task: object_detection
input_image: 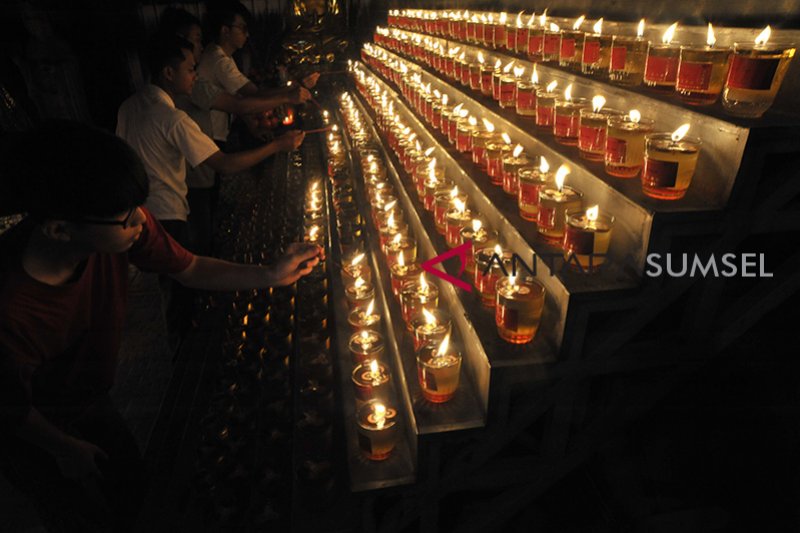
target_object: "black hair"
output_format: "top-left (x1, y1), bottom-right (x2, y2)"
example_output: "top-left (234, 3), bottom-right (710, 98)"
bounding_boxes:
top-left (0, 120), bottom-right (148, 219)
top-left (145, 34), bottom-right (194, 83)
top-left (157, 7), bottom-right (201, 38)
top-left (204, 1), bottom-right (251, 43)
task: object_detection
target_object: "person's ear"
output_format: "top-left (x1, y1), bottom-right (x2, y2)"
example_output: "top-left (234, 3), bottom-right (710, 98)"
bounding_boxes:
top-left (40, 220), bottom-right (72, 243)
top-left (163, 65), bottom-right (175, 83)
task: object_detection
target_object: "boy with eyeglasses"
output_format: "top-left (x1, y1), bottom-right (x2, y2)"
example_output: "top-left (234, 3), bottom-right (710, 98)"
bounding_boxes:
top-left (0, 120), bottom-right (321, 531)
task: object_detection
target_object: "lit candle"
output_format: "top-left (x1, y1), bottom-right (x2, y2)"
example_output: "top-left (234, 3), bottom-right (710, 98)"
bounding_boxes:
top-left (352, 359), bottom-right (391, 403)
top-left (348, 329), bottom-right (385, 363)
top-left (676, 23), bottom-right (732, 106)
top-left (722, 26), bottom-right (796, 118)
top-left (348, 299), bottom-right (381, 331)
top-left (563, 205), bottom-right (615, 273)
top-left (448, 104), bottom-right (468, 144)
top-left (493, 12), bottom-right (508, 50)
top-left (346, 276), bottom-right (376, 310)
top-left (644, 22), bottom-right (681, 90)
top-left (435, 185), bottom-right (466, 234)
top-left (537, 165), bottom-right (584, 242)
top-left (417, 333), bottom-right (462, 403)
top-left (486, 133), bottom-right (513, 185)
top-left (305, 224), bottom-right (323, 246)
top-left (517, 156), bottom-right (552, 221)
top-left (456, 115), bottom-right (478, 153)
top-left (460, 218), bottom-right (499, 275)
top-left (411, 307), bottom-right (453, 350)
top-left (542, 22), bottom-right (562, 62)
top-left (466, 14), bottom-right (479, 43)
top-left (502, 144), bottom-right (529, 196)
top-left (444, 198), bottom-right (474, 248)
top-left (469, 52), bottom-right (485, 91)
top-left (493, 60), bottom-right (515, 102)
top-left (342, 252), bottom-right (372, 285)
top-left (479, 56), bottom-right (496, 97)
top-left (356, 401), bottom-right (398, 461)
top-left (642, 124), bottom-right (701, 200)
top-left (559, 15), bottom-right (587, 71)
top-left (605, 110), bottom-right (655, 178)
top-left (506, 11), bottom-right (521, 52)
top-left (378, 211), bottom-right (409, 248)
top-left (578, 95), bottom-right (623, 161)
top-left (390, 251), bottom-right (422, 298)
top-left (471, 118), bottom-right (497, 168)
top-left (474, 244), bottom-right (512, 307)
top-left (554, 84), bottom-right (590, 146)
top-left (515, 66), bottom-right (539, 118)
top-left (535, 80), bottom-right (559, 128)
top-left (495, 275), bottom-right (546, 344)
top-left (499, 65), bottom-right (524, 108)
top-left (526, 11), bottom-right (547, 61)
top-left (608, 19), bottom-right (649, 86)
top-left (458, 52), bottom-right (470, 86)
top-left (400, 273), bottom-right (439, 327)
top-left (582, 18), bottom-right (613, 77)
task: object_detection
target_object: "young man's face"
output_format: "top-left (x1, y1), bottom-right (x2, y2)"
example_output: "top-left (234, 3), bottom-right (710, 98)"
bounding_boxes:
top-left (66, 206), bottom-right (148, 254)
top-left (224, 14), bottom-right (248, 50)
top-left (169, 48), bottom-right (197, 96)
top-left (181, 24), bottom-right (203, 61)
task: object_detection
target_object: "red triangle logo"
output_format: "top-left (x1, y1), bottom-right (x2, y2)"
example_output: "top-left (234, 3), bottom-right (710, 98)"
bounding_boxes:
top-left (420, 240), bottom-right (473, 292)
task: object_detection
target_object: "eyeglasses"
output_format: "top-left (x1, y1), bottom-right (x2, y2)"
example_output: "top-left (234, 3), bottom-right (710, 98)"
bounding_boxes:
top-left (74, 207), bottom-right (140, 229)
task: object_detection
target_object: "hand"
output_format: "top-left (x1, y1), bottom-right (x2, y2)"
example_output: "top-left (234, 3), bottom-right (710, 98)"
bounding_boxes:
top-left (269, 243), bottom-right (322, 286)
top-left (302, 72), bottom-right (320, 89)
top-left (272, 130), bottom-right (305, 152)
top-left (54, 437), bottom-right (108, 482)
top-left (288, 86), bottom-right (312, 104)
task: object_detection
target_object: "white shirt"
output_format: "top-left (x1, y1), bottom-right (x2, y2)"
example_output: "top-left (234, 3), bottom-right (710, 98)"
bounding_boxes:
top-left (175, 78), bottom-right (221, 189)
top-left (116, 84), bottom-right (219, 221)
top-left (197, 44), bottom-right (251, 141)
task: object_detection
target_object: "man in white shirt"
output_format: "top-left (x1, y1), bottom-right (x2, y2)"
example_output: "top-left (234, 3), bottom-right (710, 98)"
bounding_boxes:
top-left (117, 35), bottom-right (304, 349)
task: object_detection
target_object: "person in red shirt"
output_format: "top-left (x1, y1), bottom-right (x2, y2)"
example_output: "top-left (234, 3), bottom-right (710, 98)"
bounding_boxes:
top-left (0, 120), bottom-right (322, 531)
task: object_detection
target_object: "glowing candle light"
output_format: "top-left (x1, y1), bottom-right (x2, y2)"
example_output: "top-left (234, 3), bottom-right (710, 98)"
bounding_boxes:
top-left (536, 80), bottom-right (558, 128)
top-left (495, 275), bottom-right (546, 344)
top-left (537, 165), bottom-right (584, 241)
top-left (644, 22), bottom-right (681, 90)
top-left (417, 332), bottom-right (462, 403)
top-left (563, 205), bottom-right (615, 273)
top-left (357, 400), bottom-right (398, 460)
top-left (642, 123), bottom-right (701, 200)
top-left (676, 22), bottom-right (732, 106)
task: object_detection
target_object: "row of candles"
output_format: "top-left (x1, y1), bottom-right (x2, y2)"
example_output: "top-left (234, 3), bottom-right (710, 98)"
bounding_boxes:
top-left (363, 45), bottom-right (701, 202)
top-left (382, 11), bottom-right (795, 118)
top-left (352, 71), bottom-right (559, 349)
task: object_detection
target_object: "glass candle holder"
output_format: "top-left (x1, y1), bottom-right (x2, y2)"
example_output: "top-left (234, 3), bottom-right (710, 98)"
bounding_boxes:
top-left (378, 219), bottom-right (408, 248)
top-left (517, 164), bottom-right (551, 221)
top-left (445, 207), bottom-right (474, 248)
top-left (527, 26), bottom-right (545, 61)
top-left (410, 308), bottom-right (453, 350)
top-left (542, 28), bottom-right (562, 62)
top-left (495, 276), bottom-right (546, 344)
top-left (431, 102), bottom-right (442, 129)
top-left (456, 120), bottom-right (476, 153)
top-left (357, 401), bottom-right (398, 461)
top-left (471, 129), bottom-right (495, 167)
top-left (493, 23), bottom-right (507, 50)
top-left (480, 65), bottom-right (495, 96)
top-left (608, 35), bottom-right (649, 87)
top-left (582, 32), bottom-right (613, 76)
top-left (642, 133), bottom-right (702, 200)
top-left (491, 68), bottom-right (504, 101)
top-left (559, 30), bottom-right (585, 70)
top-left (554, 98), bottom-right (590, 145)
top-left (447, 113), bottom-right (460, 144)
top-left (644, 43), bottom-right (681, 90)
top-left (676, 46), bottom-right (732, 105)
top-left (390, 261), bottom-right (422, 299)
top-left (417, 164), bottom-right (445, 199)
top-left (499, 75), bottom-right (517, 108)
top-left (400, 279), bottom-right (439, 326)
top-left (474, 246), bottom-right (513, 307)
top-left (460, 223), bottom-right (499, 275)
top-left (423, 177), bottom-right (442, 211)
top-left (563, 208), bottom-right (615, 273)
top-left (348, 305), bottom-right (381, 331)
top-left (578, 107), bottom-right (623, 161)
top-left (469, 62), bottom-right (482, 90)
top-left (440, 107), bottom-right (452, 136)
top-left (605, 115), bottom-right (656, 178)
top-left (535, 89), bottom-right (558, 128)
top-left (506, 25), bottom-right (518, 52)
top-left (459, 59), bottom-right (471, 86)
top-left (374, 207), bottom-right (403, 233)
top-left (435, 189), bottom-right (467, 233)
top-left (384, 235), bottom-right (417, 267)
top-left (722, 42), bottom-right (796, 118)
top-left (345, 278), bottom-right (375, 310)
top-left (515, 80), bottom-right (538, 117)
top-left (348, 329), bottom-right (384, 364)
top-left (537, 186), bottom-right (583, 242)
top-left (485, 142), bottom-right (512, 185)
top-left (342, 255), bottom-right (372, 285)
top-left (417, 342), bottom-right (462, 403)
top-left (502, 153), bottom-right (529, 196)
top-left (352, 360), bottom-right (391, 403)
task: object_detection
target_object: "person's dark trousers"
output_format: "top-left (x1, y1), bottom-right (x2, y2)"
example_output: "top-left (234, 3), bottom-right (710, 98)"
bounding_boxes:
top-left (187, 186), bottom-right (214, 256)
top-left (1, 395), bottom-right (148, 532)
top-left (158, 219), bottom-right (194, 354)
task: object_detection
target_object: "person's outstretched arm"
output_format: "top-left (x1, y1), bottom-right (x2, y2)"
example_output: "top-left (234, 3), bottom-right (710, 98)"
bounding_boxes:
top-left (203, 130), bottom-right (305, 175)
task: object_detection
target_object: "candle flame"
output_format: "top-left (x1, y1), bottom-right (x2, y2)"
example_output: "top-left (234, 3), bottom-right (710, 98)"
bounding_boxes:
top-left (436, 333), bottom-right (451, 357)
top-left (586, 205), bottom-right (599, 222)
top-left (482, 118), bottom-right (496, 132)
top-left (428, 157), bottom-right (437, 171)
top-left (387, 211), bottom-right (395, 227)
top-left (593, 18), bottom-right (603, 35)
top-left (662, 22), bottom-right (678, 44)
top-left (516, 11), bottom-right (524, 28)
top-left (546, 80), bottom-right (558, 93)
top-left (549, 23), bottom-right (560, 32)
top-left (501, 132), bottom-right (512, 144)
top-left (424, 146), bottom-right (436, 156)
top-left (637, 19), bottom-right (645, 37)
top-left (564, 83), bottom-right (573, 101)
top-left (478, 51), bottom-right (485, 64)
top-left (629, 109), bottom-right (642, 123)
top-left (509, 274), bottom-right (516, 286)
top-left (572, 15), bottom-right (585, 30)
top-left (458, 107), bottom-right (470, 118)
top-left (309, 225), bottom-right (319, 239)
top-left (433, 89), bottom-right (441, 99)
top-left (494, 59), bottom-right (502, 69)
top-left (493, 244), bottom-right (503, 255)
top-left (398, 251), bottom-right (405, 266)
top-left (351, 253), bottom-right (365, 266)
top-left (472, 219), bottom-right (483, 232)
top-left (499, 12), bottom-right (508, 24)
top-left (384, 199), bottom-right (397, 211)
top-left (369, 359), bottom-right (379, 376)
top-left (419, 273), bottom-right (428, 290)
top-left (354, 276), bottom-right (366, 289)
top-left (539, 9), bottom-right (548, 27)
top-left (449, 185), bottom-right (459, 198)
top-left (392, 233), bottom-right (403, 246)
top-left (452, 103), bottom-right (464, 115)
top-left (513, 66), bottom-right (525, 78)
top-left (532, 64), bottom-right (539, 84)
top-left (592, 95), bottom-right (606, 113)
top-left (503, 60), bottom-right (516, 73)
top-left (422, 307), bottom-right (437, 325)
top-left (373, 402), bottom-right (386, 429)
top-left (540, 156), bottom-right (550, 173)
top-left (555, 164), bottom-right (570, 191)
top-left (512, 144), bottom-right (524, 158)
top-left (453, 198), bottom-right (466, 213)
top-left (527, 13), bottom-right (536, 27)
top-left (459, 52), bottom-right (466, 61)
top-left (366, 299), bottom-right (375, 316)
top-left (671, 123), bottom-right (690, 142)
top-left (442, 94), bottom-right (449, 106)
top-left (468, 116), bottom-right (478, 127)
top-left (415, 140), bottom-right (422, 152)
top-left (707, 23), bottom-right (716, 47)
top-left (755, 25), bottom-right (771, 45)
